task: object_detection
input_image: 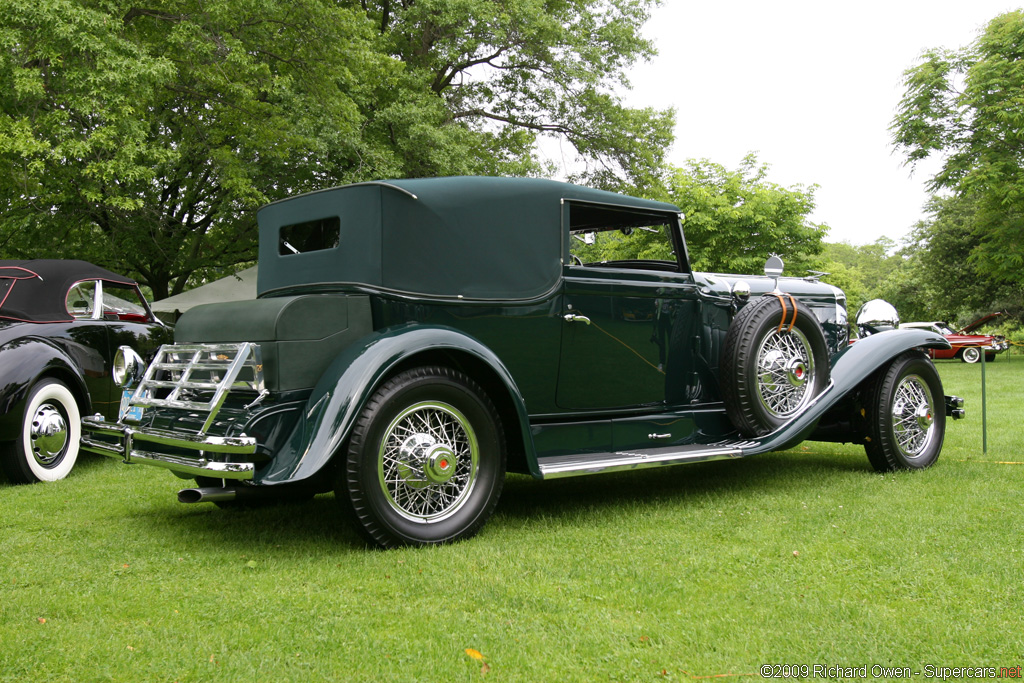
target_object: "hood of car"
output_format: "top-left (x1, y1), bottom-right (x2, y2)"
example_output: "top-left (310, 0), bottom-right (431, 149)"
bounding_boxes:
top-left (959, 311), bottom-right (1004, 333)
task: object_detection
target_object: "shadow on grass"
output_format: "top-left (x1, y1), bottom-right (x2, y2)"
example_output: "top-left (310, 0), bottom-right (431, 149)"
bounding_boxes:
top-left (0, 448), bottom-right (115, 488)
top-left (496, 447), bottom-right (872, 523)
top-left (97, 447), bottom-right (875, 554)
top-left (132, 493), bottom-right (369, 552)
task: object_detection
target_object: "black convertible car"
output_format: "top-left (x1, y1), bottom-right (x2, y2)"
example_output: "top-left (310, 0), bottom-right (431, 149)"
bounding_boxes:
top-left (0, 260), bottom-right (170, 483)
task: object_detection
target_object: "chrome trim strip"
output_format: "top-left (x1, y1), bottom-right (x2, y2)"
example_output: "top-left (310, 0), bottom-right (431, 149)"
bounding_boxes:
top-left (127, 450), bottom-right (255, 479)
top-left (537, 444), bottom-right (745, 479)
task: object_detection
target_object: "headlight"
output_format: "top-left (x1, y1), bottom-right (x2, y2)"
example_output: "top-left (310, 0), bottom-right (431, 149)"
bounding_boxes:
top-left (113, 346), bottom-right (145, 388)
top-left (856, 299), bottom-right (900, 336)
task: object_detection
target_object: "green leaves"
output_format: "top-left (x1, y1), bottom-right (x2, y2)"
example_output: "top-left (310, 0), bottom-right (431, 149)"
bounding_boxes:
top-left (667, 154), bottom-right (827, 276)
top-left (892, 10), bottom-right (1024, 287)
top-left (369, 0), bottom-right (671, 190)
top-left (0, 0), bottom-right (673, 295)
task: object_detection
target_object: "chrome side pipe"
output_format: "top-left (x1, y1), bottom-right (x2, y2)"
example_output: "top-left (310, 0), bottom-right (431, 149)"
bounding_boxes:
top-left (178, 487), bottom-right (239, 504)
top-left (177, 485), bottom-right (317, 505)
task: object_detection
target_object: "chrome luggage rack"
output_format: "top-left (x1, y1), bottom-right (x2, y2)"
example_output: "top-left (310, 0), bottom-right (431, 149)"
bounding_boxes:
top-left (127, 342), bottom-right (266, 432)
top-left (81, 343), bottom-right (265, 479)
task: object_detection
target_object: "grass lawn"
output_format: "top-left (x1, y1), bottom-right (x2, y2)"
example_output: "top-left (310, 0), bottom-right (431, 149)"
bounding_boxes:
top-left (1, 355), bottom-right (1021, 681)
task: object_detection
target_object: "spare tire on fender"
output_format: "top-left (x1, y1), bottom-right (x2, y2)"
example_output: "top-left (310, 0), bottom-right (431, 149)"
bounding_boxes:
top-left (720, 294), bottom-right (830, 436)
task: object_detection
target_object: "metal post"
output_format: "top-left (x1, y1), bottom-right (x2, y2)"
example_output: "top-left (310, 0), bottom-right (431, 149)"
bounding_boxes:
top-left (981, 349), bottom-right (987, 455)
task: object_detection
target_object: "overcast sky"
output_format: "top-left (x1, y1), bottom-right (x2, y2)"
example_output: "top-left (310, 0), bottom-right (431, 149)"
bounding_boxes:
top-left (624, 1), bottom-right (1018, 246)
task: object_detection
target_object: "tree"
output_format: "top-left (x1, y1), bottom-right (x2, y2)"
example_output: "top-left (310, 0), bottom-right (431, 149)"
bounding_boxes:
top-left (878, 195), bottom-right (1024, 324)
top-left (0, 0), bottom-right (392, 297)
top-left (820, 238), bottom-right (902, 317)
top-left (892, 10), bottom-right (1024, 285)
top-left (0, 0), bottom-right (673, 297)
top-left (362, 0), bottom-right (674, 191)
top-left (665, 154), bottom-right (827, 275)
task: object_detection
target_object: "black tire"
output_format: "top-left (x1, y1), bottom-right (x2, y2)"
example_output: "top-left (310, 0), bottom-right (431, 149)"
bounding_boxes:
top-left (0, 379), bottom-right (81, 484)
top-left (338, 366), bottom-right (506, 548)
top-left (862, 351), bottom-right (945, 472)
top-left (961, 346), bottom-right (981, 363)
top-left (720, 295), bottom-right (830, 436)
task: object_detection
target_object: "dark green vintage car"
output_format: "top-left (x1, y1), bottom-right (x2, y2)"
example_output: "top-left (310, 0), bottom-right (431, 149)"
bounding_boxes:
top-left (82, 177), bottom-right (963, 547)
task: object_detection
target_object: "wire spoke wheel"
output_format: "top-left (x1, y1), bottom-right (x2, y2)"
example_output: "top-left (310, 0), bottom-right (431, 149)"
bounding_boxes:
top-left (720, 295), bottom-right (830, 436)
top-left (755, 328), bottom-right (816, 419)
top-left (379, 401), bottom-right (478, 522)
top-left (889, 374), bottom-right (936, 458)
top-left (341, 366), bottom-right (506, 548)
top-left (862, 351), bottom-right (945, 472)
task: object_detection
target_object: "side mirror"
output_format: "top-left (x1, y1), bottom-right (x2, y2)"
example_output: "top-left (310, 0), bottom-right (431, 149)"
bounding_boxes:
top-left (764, 255), bottom-right (784, 278)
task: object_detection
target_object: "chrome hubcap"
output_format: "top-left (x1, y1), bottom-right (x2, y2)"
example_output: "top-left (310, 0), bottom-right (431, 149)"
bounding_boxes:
top-left (379, 402), bottom-right (477, 522)
top-left (786, 358), bottom-right (808, 387)
top-left (395, 435), bottom-right (460, 488)
top-left (892, 375), bottom-right (935, 457)
top-left (31, 403), bottom-right (69, 467)
top-left (756, 328), bottom-right (816, 418)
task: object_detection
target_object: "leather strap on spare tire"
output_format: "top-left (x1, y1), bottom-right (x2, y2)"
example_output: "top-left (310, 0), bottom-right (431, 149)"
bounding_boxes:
top-left (719, 294), bottom-right (830, 437)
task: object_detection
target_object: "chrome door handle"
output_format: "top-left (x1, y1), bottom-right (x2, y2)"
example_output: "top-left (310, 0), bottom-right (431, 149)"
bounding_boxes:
top-left (563, 313), bottom-right (591, 325)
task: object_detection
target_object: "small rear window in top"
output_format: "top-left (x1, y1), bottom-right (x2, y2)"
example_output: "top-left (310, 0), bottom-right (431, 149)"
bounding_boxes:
top-left (279, 217), bottom-right (341, 256)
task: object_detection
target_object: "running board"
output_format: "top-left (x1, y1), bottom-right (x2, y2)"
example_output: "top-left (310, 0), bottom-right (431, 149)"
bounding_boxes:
top-left (536, 441), bottom-right (758, 479)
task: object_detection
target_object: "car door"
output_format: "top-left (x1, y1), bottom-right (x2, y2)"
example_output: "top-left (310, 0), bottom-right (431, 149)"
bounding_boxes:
top-left (555, 208), bottom-right (703, 413)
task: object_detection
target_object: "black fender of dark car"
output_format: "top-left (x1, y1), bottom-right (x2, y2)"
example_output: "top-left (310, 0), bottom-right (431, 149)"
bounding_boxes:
top-left (254, 323), bottom-right (534, 485)
top-left (0, 335), bottom-right (90, 441)
top-left (740, 328), bottom-right (952, 455)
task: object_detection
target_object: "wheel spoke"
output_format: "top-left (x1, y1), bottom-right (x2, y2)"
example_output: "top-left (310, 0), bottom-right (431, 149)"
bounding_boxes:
top-left (756, 328), bottom-right (815, 419)
top-left (378, 401), bottom-right (479, 522)
top-left (889, 374), bottom-right (935, 457)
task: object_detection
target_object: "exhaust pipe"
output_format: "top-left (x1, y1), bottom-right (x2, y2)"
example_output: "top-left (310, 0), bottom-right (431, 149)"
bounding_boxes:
top-left (177, 484), bottom-right (316, 505)
top-left (178, 486), bottom-right (238, 504)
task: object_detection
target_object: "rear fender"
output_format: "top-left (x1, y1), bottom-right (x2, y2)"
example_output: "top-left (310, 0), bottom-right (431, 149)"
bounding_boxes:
top-left (256, 324), bottom-right (532, 484)
top-left (0, 338), bottom-right (90, 440)
top-left (745, 329), bottom-right (950, 454)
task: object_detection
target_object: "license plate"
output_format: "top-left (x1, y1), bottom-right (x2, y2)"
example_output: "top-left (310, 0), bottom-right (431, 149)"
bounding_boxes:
top-left (118, 388), bottom-right (146, 422)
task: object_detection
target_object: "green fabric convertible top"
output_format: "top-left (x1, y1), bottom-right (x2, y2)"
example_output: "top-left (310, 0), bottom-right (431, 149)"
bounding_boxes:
top-left (256, 176), bottom-right (681, 300)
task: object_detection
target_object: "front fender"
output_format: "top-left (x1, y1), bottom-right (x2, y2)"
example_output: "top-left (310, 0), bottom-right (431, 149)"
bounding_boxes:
top-left (0, 338), bottom-right (90, 440)
top-left (745, 328), bottom-right (950, 454)
top-left (256, 324), bottom-right (532, 484)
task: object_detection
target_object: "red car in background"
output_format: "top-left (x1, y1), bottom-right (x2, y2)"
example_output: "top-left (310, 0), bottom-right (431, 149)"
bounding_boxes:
top-left (900, 313), bottom-right (1009, 363)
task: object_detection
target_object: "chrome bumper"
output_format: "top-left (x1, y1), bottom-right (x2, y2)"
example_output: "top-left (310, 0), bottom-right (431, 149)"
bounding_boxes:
top-left (81, 415), bottom-right (257, 480)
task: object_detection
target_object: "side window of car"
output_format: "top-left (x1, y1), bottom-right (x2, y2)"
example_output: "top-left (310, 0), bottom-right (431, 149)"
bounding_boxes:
top-left (66, 282), bottom-right (97, 319)
top-left (100, 283), bottom-right (152, 323)
top-left (569, 222), bottom-right (679, 271)
top-left (566, 203), bottom-right (684, 273)
top-left (279, 217), bottom-right (341, 256)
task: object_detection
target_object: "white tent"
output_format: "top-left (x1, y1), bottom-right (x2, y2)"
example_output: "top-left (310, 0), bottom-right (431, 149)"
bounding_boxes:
top-left (151, 266), bottom-right (258, 316)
